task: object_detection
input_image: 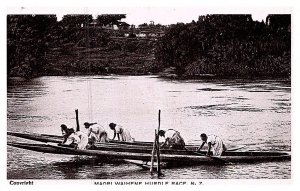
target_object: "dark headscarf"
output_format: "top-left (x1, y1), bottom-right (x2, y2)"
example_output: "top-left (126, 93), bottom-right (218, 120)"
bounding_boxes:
top-left (60, 124), bottom-right (67, 130)
top-left (109, 123), bottom-right (116, 128)
top-left (158, 130), bottom-right (166, 137)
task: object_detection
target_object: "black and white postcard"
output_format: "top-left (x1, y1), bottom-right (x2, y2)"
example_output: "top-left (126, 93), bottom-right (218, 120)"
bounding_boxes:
top-left (2, 0), bottom-right (298, 190)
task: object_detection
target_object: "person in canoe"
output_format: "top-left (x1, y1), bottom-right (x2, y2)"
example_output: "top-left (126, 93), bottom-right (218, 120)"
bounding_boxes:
top-left (197, 133), bottom-right (227, 156)
top-left (60, 124), bottom-right (75, 144)
top-left (84, 122), bottom-right (109, 144)
top-left (109, 122), bottom-right (134, 142)
top-left (158, 129), bottom-right (186, 150)
top-left (63, 131), bottom-right (89, 150)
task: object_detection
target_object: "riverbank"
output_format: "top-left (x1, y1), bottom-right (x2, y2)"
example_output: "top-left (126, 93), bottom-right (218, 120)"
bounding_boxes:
top-left (43, 45), bottom-right (159, 76)
top-left (9, 36), bottom-right (162, 78)
top-left (7, 14), bottom-right (290, 80)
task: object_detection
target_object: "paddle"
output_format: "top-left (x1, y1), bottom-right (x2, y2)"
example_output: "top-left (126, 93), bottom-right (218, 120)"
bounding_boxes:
top-left (227, 145), bottom-right (247, 151)
top-left (184, 147), bottom-right (233, 164)
top-left (125, 159), bottom-right (167, 171)
top-left (125, 160), bottom-right (151, 170)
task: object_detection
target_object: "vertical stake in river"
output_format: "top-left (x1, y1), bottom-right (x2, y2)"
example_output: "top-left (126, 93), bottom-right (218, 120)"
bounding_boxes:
top-left (75, 109), bottom-right (80, 132)
top-left (150, 129), bottom-right (157, 175)
top-left (157, 110), bottom-right (162, 176)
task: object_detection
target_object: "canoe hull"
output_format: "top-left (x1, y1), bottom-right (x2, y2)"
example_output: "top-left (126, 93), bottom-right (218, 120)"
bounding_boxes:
top-left (7, 131), bottom-right (201, 151)
top-left (8, 142), bottom-right (291, 164)
top-left (7, 131), bottom-right (244, 152)
top-left (7, 131), bottom-right (176, 146)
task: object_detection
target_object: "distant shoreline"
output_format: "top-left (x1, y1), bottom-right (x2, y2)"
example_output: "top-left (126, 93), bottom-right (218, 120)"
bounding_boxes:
top-left (8, 14), bottom-right (290, 80)
top-left (7, 73), bottom-right (291, 82)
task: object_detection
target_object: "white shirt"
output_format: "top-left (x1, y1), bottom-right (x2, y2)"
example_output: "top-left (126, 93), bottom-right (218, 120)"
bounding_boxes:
top-left (89, 124), bottom-right (105, 134)
top-left (64, 133), bottom-right (80, 145)
top-left (164, 129), bottom-right (177, 140)
top-left (76, 131), bottom-right (88, 139)
top-left (206, 135), bottom-right (218, 145)
top-left (115, 125), bottom-right (123, 134)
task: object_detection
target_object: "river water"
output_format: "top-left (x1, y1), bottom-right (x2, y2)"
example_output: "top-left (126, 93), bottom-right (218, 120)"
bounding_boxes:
top-left (7, 75), bottom-right (291, 179)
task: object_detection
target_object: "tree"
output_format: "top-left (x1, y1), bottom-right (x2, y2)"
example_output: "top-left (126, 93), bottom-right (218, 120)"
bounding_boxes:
top-left (61, 14), bottom-right (93, 27)
top-left (7, 14), bottom-right (57, 77)
top-left (118, 22), bottom-right (130, 30)
top-left (138, 23), bottom-right (148, 28)
top-left (266, 14), bottom-right (291, 31)
top-left (155, 14), bottom-right (290, 78)
top-left (96, 14), bottom-right (126, 26)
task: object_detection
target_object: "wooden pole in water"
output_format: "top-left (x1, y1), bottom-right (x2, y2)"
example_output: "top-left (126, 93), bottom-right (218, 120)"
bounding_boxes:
top-left (156, 110), bottom-right (162, 175)
top-left (75, 109), bottom-right (80, 132)
top-left (150, 129), bottom-right (157, 175)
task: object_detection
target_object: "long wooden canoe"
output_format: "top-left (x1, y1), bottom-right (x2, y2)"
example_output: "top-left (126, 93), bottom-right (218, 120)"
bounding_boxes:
top-left (7, 131), bottom-right (166, 145)
top-left (7, 131), bottom-right (200, 148)
top-left (7, 131), bottom-right (247, 152)
top-left (7, 141), bottom-right (290, 164)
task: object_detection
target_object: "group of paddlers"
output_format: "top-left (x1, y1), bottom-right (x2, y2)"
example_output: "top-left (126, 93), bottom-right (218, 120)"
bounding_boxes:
top-left (60, 123), bottom-right (227, 156)
top-left (60, 122), bottom-right (133, 149)
top-left (158, 129), bottom-right (227, 156)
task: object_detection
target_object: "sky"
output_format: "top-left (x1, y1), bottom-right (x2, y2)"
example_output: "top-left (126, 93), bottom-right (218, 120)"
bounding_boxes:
top-left (7, 7), bottom-right (291, 25)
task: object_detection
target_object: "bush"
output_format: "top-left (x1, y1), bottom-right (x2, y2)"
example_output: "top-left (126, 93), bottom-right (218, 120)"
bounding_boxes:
top-left (155, 14), bottom-right (291, 78)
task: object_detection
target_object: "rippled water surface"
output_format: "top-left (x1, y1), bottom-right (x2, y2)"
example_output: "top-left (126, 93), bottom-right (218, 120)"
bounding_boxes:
top-left (7, 75), bottom-right (291, 179)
